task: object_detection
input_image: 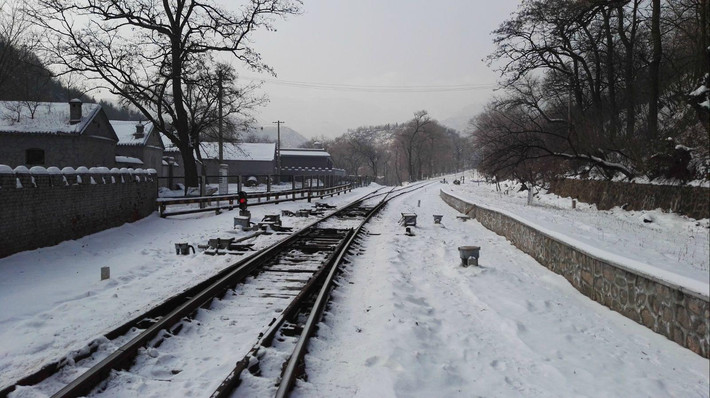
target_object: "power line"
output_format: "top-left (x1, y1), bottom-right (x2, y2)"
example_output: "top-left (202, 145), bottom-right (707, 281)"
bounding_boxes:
top-left (241, 75), bottom-right (496, 93)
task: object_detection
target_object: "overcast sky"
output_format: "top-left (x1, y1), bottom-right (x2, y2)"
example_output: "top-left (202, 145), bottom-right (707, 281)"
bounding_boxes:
top-left (232, 0), bottom-right (522, 139)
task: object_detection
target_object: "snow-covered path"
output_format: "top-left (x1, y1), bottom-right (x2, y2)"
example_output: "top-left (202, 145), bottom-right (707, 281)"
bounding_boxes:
top-left (295, 184), bottom-right (709, 397)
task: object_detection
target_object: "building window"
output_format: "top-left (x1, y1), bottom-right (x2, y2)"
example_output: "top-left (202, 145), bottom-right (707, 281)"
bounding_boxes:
top-left (26, 148), bottom-right (45, 165)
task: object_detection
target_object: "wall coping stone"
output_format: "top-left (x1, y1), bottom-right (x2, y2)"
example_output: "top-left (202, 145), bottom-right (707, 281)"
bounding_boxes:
top-left (0, 164), bottom-right (155, 188)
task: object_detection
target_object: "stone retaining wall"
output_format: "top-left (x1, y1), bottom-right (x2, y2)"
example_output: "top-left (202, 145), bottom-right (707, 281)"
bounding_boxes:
top-left (0, 165), bottom-right (157, 258)
top-left (548, 179), bottom-right (709, 220)
top-left (440, 189), bottom-right (709, 358)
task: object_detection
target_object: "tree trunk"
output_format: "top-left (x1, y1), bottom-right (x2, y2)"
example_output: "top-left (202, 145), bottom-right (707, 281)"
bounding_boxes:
top-left (617, 1), bottom-right (639, 140)
top-left (179, 142), bottom-right (198, 189)
top-left (648, 0), bottom-right (661, 142)
top-left (602, 7), bottom-right (619, 142)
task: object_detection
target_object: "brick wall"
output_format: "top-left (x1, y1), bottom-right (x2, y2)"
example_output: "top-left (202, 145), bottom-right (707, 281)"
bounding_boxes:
top-left (548, 179), bottom-right (710, 220)
top-left (440, 189), bottom-right (710, 358)
top-left (0, 165), bottom-right (157, 258)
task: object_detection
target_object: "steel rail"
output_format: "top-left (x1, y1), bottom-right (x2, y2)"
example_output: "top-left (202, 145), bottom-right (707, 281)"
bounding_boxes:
top-left (208, 186), bottom-right (405, 398)
top-left (275, 181), bottom-right (434, 397)
top-left (0, 188), bottom-right (381, 398)
top-left (1, 183), bottom-right (427, 397)
top-left (47, 188), bottom-right (389, 398)
top-left (207, 181), bottom-right (433, 398)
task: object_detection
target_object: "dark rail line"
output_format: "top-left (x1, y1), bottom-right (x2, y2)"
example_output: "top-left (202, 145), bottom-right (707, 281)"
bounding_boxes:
top-left (211, 182), bottom-right (433, 398)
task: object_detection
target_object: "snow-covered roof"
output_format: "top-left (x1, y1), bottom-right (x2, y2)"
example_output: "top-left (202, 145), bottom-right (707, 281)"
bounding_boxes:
top-left (200, 142), bottom-right (275, 161)
top-left (115, 156), bottom-right (144, 165)
top-left (280, 149), bottom-right (331, 158)
top-left (110, 120), bottom-right (155, 146)
top-left (0, 101), bottom-right (101, 135)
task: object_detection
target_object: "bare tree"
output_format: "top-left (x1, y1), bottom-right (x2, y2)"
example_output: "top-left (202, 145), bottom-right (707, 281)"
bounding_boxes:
top-left (471, 78), bottom-right (635, 180)
top-left (345, 127), bottom-right (388, 180)
top-left (396, 110), bottom-right (430, 181)
top-left (328, 135), bottom-right (364, 177)
top-left (482, 0), bottom-right (708, 181)
top-left (31, 0), bottom-right (301, 187)
top-left (0, 0), bottom-right (41, 98)
top-left (189, 63), bottom-right (268, 145)
top-left (647, 0), bottom-right (662, 141)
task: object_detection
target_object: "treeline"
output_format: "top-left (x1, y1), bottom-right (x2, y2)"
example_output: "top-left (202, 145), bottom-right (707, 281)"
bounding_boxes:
top-left (304, 111), bottom-right (473, 185)
top-left (472, 0), bottom-right (709, 183)
top-left (0, 1), bottom-right (142, 120)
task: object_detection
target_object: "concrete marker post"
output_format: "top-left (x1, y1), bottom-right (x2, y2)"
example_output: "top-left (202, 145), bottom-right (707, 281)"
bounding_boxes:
top-left (101, 266), bottom-right (110, 280)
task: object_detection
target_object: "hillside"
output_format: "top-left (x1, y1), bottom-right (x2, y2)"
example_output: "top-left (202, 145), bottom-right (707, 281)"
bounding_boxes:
top-left (0, 41), bottom-right (143, 120)
top-left (244, 125), bottom-right (308, 148)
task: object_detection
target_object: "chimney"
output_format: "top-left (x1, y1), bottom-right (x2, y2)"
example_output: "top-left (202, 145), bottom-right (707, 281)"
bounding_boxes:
top-left (133, 123), bottom-right (145, 138)
top-left (69, 98), bottom-right (82, 124)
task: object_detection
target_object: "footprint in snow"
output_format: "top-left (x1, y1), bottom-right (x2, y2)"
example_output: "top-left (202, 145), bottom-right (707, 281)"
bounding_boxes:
top-left (365, 356), bottom-right (380, 367)
top-left (491, 359), bottom-right (507, 371)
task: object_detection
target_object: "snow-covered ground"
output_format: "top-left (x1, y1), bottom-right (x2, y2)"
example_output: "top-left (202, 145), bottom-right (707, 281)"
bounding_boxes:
top-left (295, 182), bottom-right (709, 397)
top-left (0, 188), bottom-right (372, 395)
top-left (444, 173), bottom-right (709, 291)
top-left (1, 176), bottom-right (707, 397)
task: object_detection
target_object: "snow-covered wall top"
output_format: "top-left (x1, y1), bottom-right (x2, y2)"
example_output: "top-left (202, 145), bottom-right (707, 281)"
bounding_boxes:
top-left (0, 164), bottom-right (156, 189)
top-left (280, 149), bottom-right (332, 157)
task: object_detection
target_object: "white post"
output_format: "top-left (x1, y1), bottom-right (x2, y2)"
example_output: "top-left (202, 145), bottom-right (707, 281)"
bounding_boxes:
top-left (218, 164), bottom-right (228, 195)
top-left (527, 185), bottom-right (534, 205)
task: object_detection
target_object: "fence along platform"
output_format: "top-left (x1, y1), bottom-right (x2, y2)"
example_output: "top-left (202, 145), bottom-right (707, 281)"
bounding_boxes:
top-left (157, 183), bottom-right (353, 217)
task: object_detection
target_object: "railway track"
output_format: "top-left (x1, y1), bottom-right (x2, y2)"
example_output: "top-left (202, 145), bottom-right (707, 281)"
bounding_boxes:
top-left (2, 182), bottom-right (431, 398)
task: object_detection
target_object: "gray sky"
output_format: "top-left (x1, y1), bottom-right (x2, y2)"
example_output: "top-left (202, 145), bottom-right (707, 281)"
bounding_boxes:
top-left (234, 0), bottom-right (521, 139)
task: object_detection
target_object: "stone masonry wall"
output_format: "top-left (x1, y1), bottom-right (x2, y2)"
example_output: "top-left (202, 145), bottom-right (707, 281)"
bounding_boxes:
top-left (440, 189), bottom-right (710, 358)
top-left (0, 165), bottom-right (157, 258)
top-left (548, 179), bottom-right (709, 220)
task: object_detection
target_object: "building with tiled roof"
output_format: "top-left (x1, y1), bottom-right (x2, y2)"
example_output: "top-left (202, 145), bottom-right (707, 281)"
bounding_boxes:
top-left (0, 99), bottom-right (118, 168)
top-left (110, 120), bottom-right (164, 172)
top-left (199, 142), bottom-right (276, 177)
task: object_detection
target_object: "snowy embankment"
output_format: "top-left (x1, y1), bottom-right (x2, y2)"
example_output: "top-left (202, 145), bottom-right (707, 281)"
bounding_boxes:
top-left (293, 183), bottom-right (708, 397)
top-left (442, 189), bottom-right (709, 298)
top-left (444, 175), bottom-right (709, 293)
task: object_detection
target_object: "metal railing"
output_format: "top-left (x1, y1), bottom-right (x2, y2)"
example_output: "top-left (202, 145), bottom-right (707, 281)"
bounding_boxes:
top-left (156, 182), bottom-right (356, 217)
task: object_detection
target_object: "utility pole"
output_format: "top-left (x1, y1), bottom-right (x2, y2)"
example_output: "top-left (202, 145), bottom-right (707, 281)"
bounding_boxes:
top-left (218, 72), bottom-right (224, 163)
top-left (273, 120), bottom-right (284, 181)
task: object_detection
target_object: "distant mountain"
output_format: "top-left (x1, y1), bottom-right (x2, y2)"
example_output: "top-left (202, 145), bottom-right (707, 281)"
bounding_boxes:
top-left (244, 125), bottom-right (307, 148)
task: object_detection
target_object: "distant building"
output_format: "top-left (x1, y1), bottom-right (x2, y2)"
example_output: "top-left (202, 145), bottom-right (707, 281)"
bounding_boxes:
top-left (0, 99), bottom-right (118, 168)
top-left (110, 120), bottom-right (164, 172)
top-left (199, 142), bottom-right (276, 177)
top-left (279, 148), bottom-right (345, 177)
top-left (0, 99), bottom-right (347, 185)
